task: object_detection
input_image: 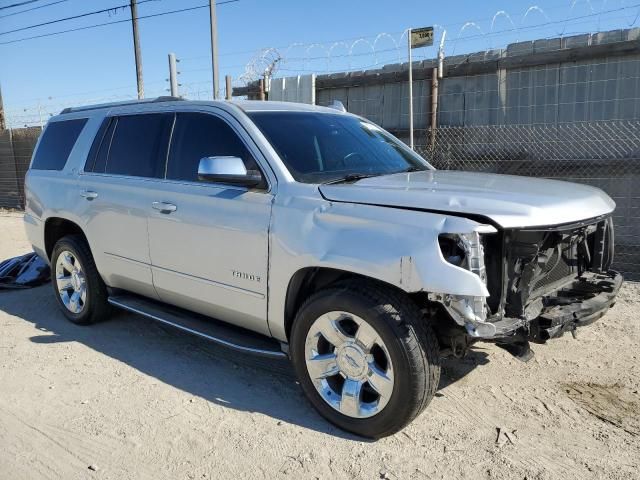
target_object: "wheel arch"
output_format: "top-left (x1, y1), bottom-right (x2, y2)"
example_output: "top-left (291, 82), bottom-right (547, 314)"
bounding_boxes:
top-left (44, 217), bottom-right (88, 261)
top-left (283, 266), bottom-right (420, 341)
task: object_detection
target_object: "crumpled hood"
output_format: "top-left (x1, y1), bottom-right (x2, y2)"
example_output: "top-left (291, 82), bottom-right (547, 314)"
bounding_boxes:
top-left (319, 170), bottom-right (616, 229)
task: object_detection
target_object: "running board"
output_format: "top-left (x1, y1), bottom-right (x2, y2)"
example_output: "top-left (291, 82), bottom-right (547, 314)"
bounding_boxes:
top-left (108, 293), bottom-right (287, 359)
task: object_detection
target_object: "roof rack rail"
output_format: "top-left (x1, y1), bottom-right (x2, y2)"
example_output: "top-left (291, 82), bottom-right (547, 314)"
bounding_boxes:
top-left (59, 96), bottom-right (184, 115)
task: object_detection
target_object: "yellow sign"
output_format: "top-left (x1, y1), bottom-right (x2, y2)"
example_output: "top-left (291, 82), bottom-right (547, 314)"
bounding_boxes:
top-left (410, 27), bottom-right (434, 48)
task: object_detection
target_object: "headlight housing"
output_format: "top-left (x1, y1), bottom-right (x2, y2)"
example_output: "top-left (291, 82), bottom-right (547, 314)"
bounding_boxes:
top-left (439, 227), bottom-right (494, 285)
top-left (434, 225), bottom-right (499, 337)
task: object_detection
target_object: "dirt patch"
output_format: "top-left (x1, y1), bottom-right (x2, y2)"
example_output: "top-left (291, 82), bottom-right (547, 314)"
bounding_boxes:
top-left (1, 215), bottom-right (639, 480)
top-left (565, 382), bottom-right (640, 437)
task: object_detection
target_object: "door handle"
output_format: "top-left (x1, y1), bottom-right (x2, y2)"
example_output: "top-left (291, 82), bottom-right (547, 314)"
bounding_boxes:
top-left (80, 190), bottom-right (98, 200)
top-left (152, 201), bottom-right (177, 214)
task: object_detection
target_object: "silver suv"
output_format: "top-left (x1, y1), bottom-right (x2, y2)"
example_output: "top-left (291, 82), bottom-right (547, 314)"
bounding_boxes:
top-left (24, 97), bottom-right (622, 438)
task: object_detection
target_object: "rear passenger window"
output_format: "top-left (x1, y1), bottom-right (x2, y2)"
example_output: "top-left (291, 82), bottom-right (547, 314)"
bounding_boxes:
top-left (104, 114), bottom-right (173, 178)
top-left (166, 113), bottom-right (257, 182)
top-left (31, 118), bottom-right (87, 170)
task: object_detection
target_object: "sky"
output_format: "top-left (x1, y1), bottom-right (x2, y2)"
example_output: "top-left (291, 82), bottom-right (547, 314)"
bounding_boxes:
top-left (0, 0), bottom-right (638, 126)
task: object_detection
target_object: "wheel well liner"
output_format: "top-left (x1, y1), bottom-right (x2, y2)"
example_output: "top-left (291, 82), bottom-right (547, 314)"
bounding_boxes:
top-left (44, 217), bottom-right (86, 260)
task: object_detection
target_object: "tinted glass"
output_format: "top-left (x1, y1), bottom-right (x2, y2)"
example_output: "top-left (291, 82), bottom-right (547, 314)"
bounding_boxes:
top-left (105, 114), bottom-right (173, 178)
top-left (167, 112), bottom-right (257, 182)
top-left (85, 117), bottom-right (114, 173)
top-left (249, 112), bottom-right (431, 183)
top-left (31, 118), bottom-right (87, 170)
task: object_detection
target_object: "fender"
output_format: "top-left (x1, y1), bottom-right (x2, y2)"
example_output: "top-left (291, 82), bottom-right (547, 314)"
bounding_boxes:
top-left (267, 192), bottom-right (493, 342)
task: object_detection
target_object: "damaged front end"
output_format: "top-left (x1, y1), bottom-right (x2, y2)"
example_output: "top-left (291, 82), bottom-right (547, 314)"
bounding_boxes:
top-left (428, 215), bottom-right (622, 361)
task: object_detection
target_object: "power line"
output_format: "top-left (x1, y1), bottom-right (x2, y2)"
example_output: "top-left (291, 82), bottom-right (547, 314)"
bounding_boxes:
top-left (0, 1), bottom-right (633, 48)
top-left (0, 0), bottom-right (67, 19)
top-left (0, 0), bottom-right (161, 36)
top-left (0, 0), bottom-right (240, 46)
top-left (0, 0), bottom-right (40, 11)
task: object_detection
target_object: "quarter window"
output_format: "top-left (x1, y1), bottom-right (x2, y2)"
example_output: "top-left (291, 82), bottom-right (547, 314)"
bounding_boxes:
top-left (166, 112), bottom-right (257, 182)
top-left (31, 118), bottom-right (87, 171)
top-left (86, 117), bottom-right (115, 173)
top-left (104, 114), bottom-right (173, 178)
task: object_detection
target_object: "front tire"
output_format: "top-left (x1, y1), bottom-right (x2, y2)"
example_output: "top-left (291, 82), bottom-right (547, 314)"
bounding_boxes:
top-left (51, 235), bottom-right (110, 325)
top-left (290, 281), bottom-right (440, 438)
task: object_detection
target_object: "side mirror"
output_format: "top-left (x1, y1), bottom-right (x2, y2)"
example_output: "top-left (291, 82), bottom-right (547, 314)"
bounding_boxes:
top-left (197, 156), bottom-right (264, 188)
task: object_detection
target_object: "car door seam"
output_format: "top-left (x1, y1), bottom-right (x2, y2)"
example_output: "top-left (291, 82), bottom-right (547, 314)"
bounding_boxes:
top-left (163, 113), bottom-right (177, 180)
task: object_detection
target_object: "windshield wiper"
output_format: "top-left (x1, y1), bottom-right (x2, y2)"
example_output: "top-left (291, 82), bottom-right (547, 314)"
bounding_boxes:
top-left (322, 173), bottom-right (381, 185)
top-left (401, 166), bottom-right (425, 173)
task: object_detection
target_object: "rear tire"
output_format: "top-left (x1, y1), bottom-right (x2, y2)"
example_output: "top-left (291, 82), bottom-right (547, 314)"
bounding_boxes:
top-left (51, 235), bottom-right (111, 325)
top-left (290, 280), bottom-right (440, 438)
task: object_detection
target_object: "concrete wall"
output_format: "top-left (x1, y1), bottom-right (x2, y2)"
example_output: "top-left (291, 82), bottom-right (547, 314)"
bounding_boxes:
top-left (312, 28), bottom-right (640, 133)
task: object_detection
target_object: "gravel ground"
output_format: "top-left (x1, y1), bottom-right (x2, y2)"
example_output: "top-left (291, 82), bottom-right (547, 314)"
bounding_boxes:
top-left (0, 213), bottom-right (639, 480)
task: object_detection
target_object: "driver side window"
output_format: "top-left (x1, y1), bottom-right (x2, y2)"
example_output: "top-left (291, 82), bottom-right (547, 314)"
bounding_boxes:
top-left (166, 112), bottom-right (258, 182)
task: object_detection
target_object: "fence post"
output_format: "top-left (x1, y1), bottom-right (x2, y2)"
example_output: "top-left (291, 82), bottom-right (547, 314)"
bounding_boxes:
top-left (430, 67), bottom-right (438, 149)
top-left (407, 28), bottom-right (414, 150)
top-left (10, 129), bottom-right (22, 208)
top-left (0, 84), bottom-right (5, 131)
top-left (168, 53), bottom-right (179, 97)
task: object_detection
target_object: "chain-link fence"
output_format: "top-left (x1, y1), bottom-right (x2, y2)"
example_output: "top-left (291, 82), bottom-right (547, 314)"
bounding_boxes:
top-left (416, 120), bottom-right (640, 281)
top-left (0, 122), bottom-right (638, 281)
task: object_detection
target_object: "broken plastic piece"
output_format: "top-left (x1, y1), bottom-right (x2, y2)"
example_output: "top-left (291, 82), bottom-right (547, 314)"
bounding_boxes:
top-left (0, 253), bottom-right (50, 289)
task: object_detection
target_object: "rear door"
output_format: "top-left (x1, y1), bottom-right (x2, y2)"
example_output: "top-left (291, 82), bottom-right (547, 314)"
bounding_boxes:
top-left (146, 111), bottom-right (273, 336)
top-left (78, 113), bottom-right (173, 299)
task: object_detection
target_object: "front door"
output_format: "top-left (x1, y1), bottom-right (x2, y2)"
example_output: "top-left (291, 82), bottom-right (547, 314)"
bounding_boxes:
top-left (147, 111), bottom-right (273, 336)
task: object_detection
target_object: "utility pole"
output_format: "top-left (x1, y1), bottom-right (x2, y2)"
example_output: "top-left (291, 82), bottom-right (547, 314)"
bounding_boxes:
top-left (407, 28), bottom-right (414, 150)
top-left (37, 100), bottom-right (43, 128)
top-left (0, 84), bottom-right (5, 130)
top-left (129, 0), bottom-right (144, 99)
top-left (225, 75), bottom-right (232, 100)
top-left (168, 53), bottom-right (179, 97)
top-left (209, 0), bottom-right (219, 99)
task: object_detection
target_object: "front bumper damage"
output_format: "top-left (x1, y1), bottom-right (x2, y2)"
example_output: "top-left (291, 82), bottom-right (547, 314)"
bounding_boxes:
top-left (486, 269), bottom-right (622, 339)
top-left (432, 270), bottom-right (622, 361)
top-left (430, 215), bottom-right (622, 361)
top-left (528, 270), bottom-right (622, 342)
top-left (491, 270), bottom-right (622, 360)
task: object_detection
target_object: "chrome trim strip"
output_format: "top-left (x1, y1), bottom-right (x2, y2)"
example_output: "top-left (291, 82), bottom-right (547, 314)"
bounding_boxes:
top-left (163, 113), bottom-right (177, 179)
top-left (78, 171), bottom-right (262, 193)
top-left (107, 297), bottom-right (286, 358)
top-left (104, 252), bottom-right (148, 267)
top-left (79, 108), bottom-right (275, 194)
top-left (103, 116), bottom-right (117, 173)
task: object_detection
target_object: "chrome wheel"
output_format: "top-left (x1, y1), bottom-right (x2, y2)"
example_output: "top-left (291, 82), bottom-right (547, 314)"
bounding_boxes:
top-left (304, 311), bottom-right (394, 419)
top-left (55, 250), bottom-right (87, 314)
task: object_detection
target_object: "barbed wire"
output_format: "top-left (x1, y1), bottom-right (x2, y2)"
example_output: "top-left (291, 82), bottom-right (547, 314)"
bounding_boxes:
top-left (230, 1), bottom-right (640, 82)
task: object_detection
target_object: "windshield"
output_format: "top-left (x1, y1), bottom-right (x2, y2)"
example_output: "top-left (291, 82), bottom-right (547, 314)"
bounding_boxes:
top-left (248, 111), bottom-right (433, 183)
